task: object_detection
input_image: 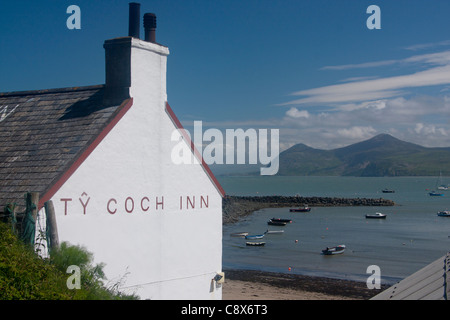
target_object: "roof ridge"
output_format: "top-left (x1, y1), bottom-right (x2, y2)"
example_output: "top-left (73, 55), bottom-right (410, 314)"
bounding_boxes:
top-left (0, 84), bottom-right (105, 98)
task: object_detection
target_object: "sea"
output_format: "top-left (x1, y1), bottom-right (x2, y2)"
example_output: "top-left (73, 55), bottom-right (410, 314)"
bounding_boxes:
top-left (219, 176), bottom-right (450, 285)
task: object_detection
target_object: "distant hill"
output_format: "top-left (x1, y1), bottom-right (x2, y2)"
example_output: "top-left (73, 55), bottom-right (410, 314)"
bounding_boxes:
top-left (277, 134), bottom-right (450, 176)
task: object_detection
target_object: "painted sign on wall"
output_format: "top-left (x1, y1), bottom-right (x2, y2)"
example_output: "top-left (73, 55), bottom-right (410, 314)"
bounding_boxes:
top-left (59, 193), bottom-right (211, 215)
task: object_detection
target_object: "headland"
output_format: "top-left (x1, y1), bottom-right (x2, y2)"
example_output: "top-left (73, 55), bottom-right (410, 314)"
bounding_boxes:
top-left (223, 195), bottom-right (395, 224)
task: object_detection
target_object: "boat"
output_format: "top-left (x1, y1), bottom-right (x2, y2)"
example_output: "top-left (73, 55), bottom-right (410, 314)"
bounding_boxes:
top-left (265, 229), bottom-right (284, 234)
top-left (382, 188), bottom-right (395, 193)
top-left (322, 245), bottom-right (346, 255)
top-left (437, 211), bottom-right (450, 217)
top-left (365, 212), bottom-right (387, 219)
top-left (289, 206), bottom-right (311, 212)
top-left (271, 218), bottom-right (292, 223)
top-left (267, 220), bottom-right (287, 226)
top-left (437, 171), bottom-right (448, 190)
top-left (230, 232), bottom-right (249, 237)
top-left (246, 241), bottom-right (265, 246)
top-left (245, 234), bottom-right (265, 240)
top-left (430, 172), bottom-right (447, 196)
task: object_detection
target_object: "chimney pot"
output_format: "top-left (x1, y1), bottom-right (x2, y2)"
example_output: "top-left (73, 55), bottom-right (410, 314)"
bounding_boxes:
top-left (144, 13), bottom-right (157, 43)
top-left (128, 2), bottom-right (141, 38)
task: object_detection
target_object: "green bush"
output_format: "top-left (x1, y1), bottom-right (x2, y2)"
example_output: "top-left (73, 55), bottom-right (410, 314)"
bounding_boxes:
top-left (0, 221), bottom-right (71, 299)
top-left (0, 222), bottom-right (138, 300)
top-left (49, 242), bottom-right (138, 300)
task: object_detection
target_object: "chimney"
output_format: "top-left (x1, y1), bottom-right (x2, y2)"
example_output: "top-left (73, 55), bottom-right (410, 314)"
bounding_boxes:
top-left (103, 3), bottom-right (169, 105)
top-left (103, 37), bottom-right (132, 105)
top-left (144, 13), bottom-right (157, 43)
top-left (128, 2), bottom-right (141, 38)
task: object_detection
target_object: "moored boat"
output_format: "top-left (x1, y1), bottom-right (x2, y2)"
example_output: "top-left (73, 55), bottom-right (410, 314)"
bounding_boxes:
top-left (322, 245), bottom-right (345, 255)
top-left (265, 229), bottom-right (284, 234)
top-left (365, 212), bottom-right (387, 219)
top-left (246, 241), bottom-right (265, 246)
top-left (382, 188), bottom-right (395, 193)
top-left (437, 211), bottom-right (450, 217)
top-left (271, 218), bottom-right (292, 223)
top-left (430, 172), bottom-right (447, 196)
top-left (267, 220), bottom-right (287, 226)
top-left (289, 206), bottom-right (311, 212)
top-left (230, 232), bottom-right (249, 237)
top-left (245, 234), bottom-right (265, 240)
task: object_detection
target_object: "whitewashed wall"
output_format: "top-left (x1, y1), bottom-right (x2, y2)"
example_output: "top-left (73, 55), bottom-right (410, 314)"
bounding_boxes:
top-left (50, 39), bottom-right (223, 300)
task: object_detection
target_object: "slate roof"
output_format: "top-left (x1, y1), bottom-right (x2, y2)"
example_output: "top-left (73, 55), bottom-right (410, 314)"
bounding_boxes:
top-left (0, 85), bottom-right (127, 211)
top-left (371, 252), bottom-right (450, 300)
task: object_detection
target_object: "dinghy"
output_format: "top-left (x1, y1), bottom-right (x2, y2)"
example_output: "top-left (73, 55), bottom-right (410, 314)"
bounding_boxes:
top-left (437, 211), bottom-right (450, 217)
top-left (230, 232), bottom-right (249, 237)
top-left (267, 220), bottom-right (287, 226)
top-left (265, 229), bottom-right (284, 234)
top-left (289, 206), bottom-right (311, 212)
top-left (245, 234), bottom-right (265, 240)
top-left (322, 245), bottom-right (346, 255)
top-left (246, 242), bottom-right (266, 246)
top-left (365, 212), bottom-right (387, 219)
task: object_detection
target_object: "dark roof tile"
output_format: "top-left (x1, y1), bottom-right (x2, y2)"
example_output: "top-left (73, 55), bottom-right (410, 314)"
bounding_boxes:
top-left (0, 85), bottom-right (125, 210)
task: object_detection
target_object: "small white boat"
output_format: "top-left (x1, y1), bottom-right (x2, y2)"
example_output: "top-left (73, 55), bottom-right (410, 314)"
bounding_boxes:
top-left (434, 172), bottom-right (448, 191)
top-left (246, 241), bottom-right (266, 246)
top-left (437, 211), bottom-right (450, 217)
top-left (289, 206), bottom-right (311, 212)
top-left (264, 229), bottom-right (284, 234)
top-left (430, 172), bottom-right (447, 195)
top-left (230, 232), bottom-right (249, 237)
top-left (365, 212), bottom-right (387, 219)
top-left (322, 245), bottom-right (345, 255)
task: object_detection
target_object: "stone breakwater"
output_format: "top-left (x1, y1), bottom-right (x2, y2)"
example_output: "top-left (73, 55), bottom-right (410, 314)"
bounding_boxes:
top-left (222, 195), bottom-right (395, 224)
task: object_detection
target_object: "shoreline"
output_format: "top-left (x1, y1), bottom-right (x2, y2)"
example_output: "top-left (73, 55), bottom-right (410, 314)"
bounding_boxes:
top-left (221, 195), bottom-right (395, 299)
top-left (222, 269), bottom-right (389, 300)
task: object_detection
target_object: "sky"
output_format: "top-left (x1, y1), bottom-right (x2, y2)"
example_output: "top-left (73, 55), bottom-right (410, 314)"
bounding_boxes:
top-left (2, 0), bottom-right (450, 152)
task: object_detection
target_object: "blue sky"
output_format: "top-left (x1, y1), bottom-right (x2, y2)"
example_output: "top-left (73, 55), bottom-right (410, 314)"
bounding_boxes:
top-left (2, 0), bottom-right (450, 150)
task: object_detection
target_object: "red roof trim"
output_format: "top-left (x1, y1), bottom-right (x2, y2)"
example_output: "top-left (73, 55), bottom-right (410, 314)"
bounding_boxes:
top-left (165, 102), bottom-right (226, 198)
top-left (38, 98), bottom-right (134, 209)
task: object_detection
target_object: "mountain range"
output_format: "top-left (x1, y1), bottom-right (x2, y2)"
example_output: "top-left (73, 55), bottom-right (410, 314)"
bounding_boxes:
top-left (277, 134), bottom-right (450, 176)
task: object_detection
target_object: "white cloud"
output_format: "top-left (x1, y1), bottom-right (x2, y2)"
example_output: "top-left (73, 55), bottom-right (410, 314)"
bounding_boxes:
top-left (285, 107), bottom-right (310, 119)
top-left (337, 126), bottom-right (376, 140)
top-left (404, 50), bottom-right (450, 65)
top-left (275, 93), bottom-right (450, 149)
top-left (414, 123), bottom-right (449, 136)
top-left (338, 76), bottom-right (379, 83)
top-left (404, 40), bottom-right (450, 51)
top-left (338, 100), bottom-right (386, 112)
top-left (414, 122), bottom-right (424, 134)
top-left (280, 50), bottom-right (450, 108)
top-left (281, 64), bottom-right (450, 106)
top-left (321, 50), bottom-right (450, 71)
top-left (321, 60), bottom-right (398, 71)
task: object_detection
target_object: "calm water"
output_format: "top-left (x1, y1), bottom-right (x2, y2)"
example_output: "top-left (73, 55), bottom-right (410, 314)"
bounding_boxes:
top-left (219, 176), bottom-right (450, 284)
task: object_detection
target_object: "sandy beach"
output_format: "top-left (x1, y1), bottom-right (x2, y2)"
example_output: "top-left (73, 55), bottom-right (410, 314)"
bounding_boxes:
top-left (222, 269), bottom-right (388, 300)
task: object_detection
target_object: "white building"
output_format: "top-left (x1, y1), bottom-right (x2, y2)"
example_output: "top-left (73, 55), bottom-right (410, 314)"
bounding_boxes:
top-left (0, 3), bottom-right (225, 300)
